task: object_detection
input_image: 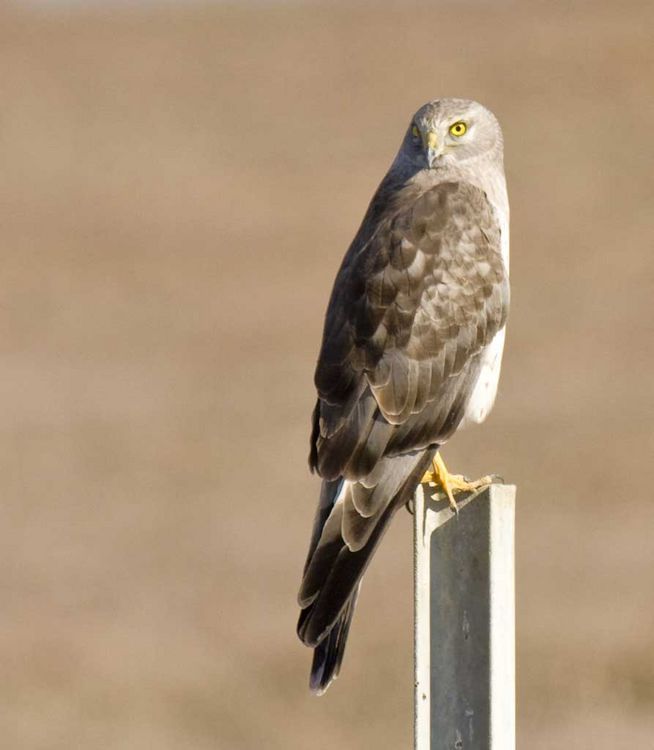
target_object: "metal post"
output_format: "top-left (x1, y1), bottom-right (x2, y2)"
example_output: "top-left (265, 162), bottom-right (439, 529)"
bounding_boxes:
top-left (414, 483), bottom-right (516, 750)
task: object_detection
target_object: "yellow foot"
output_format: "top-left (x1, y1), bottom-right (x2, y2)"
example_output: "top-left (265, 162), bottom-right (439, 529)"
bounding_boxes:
top-left (420, 453), bottom-right (493, 513)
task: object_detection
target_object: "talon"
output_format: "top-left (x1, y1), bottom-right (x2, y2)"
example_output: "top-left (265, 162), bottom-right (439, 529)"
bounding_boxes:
top-left (420, 453), bottom-right (494, 513)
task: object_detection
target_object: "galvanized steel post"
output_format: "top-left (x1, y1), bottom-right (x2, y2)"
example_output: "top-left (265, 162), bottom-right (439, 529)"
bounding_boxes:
top-left (414, 482), bottom-right (516, 750)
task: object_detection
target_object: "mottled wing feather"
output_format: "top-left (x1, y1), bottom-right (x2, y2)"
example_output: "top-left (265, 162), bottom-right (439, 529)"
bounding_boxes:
top-left (299, 179), bottom-right (508, 675)
top-left (312, 180), bottom-right (509, 480)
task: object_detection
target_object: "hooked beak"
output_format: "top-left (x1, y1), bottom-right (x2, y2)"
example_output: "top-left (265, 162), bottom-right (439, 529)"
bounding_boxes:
top-left (424, 130), bottom-right (443, 168)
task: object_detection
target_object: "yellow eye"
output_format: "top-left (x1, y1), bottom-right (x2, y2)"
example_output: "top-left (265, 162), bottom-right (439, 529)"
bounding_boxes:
top-left (411, 125), bottom-right (420, 140)
top-left (449, 121), bottom-right (467, 137)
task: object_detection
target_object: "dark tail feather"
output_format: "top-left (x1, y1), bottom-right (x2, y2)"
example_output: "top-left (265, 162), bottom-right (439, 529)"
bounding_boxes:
top-left (297, 449), bottom-right (436, 692)
top-left (309, 586), bottom-right (360, 695)
top-left (298, 451), bottom-right (434, 649)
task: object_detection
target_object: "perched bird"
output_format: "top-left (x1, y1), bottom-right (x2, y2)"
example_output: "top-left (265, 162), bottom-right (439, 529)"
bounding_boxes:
top-left (297, 98), bottom-right (510, 694)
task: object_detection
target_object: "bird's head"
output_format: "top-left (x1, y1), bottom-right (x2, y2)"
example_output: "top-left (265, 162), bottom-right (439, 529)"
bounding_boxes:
top-left (400, 98), bottom-right (503, 171)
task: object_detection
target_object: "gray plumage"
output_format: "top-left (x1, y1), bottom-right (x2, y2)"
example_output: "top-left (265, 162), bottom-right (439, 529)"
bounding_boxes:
top-left (297, 98), bottom-right (510, 694)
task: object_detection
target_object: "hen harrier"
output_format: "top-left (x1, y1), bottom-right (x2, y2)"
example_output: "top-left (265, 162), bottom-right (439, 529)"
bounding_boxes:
top-left (297, 98), bottom-right (510, 694)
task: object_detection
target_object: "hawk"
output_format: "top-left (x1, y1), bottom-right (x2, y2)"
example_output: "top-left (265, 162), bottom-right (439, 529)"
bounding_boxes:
top-left (297, 98), bottom-right (510, 694)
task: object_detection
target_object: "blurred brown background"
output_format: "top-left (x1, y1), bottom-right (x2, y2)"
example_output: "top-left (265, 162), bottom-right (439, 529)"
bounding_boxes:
top-left (1, 1), bottom-right (653, 747)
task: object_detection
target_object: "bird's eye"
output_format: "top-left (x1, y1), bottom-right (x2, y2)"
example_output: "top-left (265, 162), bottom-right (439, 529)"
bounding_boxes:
top-left (449, 121), bottom-right (467, 137)
top-left (411, 125), bottom-right (421, 142)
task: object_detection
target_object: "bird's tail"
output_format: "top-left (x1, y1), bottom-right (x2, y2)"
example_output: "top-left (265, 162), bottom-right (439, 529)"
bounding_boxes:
top-left (297, 449), bottom-right (435, 693)
top-left (308, 584), bottom-right (360, 695)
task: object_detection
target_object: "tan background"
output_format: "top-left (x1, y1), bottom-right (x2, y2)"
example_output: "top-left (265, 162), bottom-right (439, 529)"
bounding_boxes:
top-left (1, 1), bottom-right (653, 747)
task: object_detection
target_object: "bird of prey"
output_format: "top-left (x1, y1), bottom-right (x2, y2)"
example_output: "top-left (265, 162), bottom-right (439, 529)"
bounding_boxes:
top-left (297, 98), bottom-right (510, 694)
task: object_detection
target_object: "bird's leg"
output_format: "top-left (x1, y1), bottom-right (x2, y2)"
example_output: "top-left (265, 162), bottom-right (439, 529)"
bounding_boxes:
top-left (420, 452), bottom-right (494, 513)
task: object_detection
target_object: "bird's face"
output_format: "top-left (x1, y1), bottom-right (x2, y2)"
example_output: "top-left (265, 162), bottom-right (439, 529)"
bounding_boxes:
top-left (403, 98), bottom-right (502, 170)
